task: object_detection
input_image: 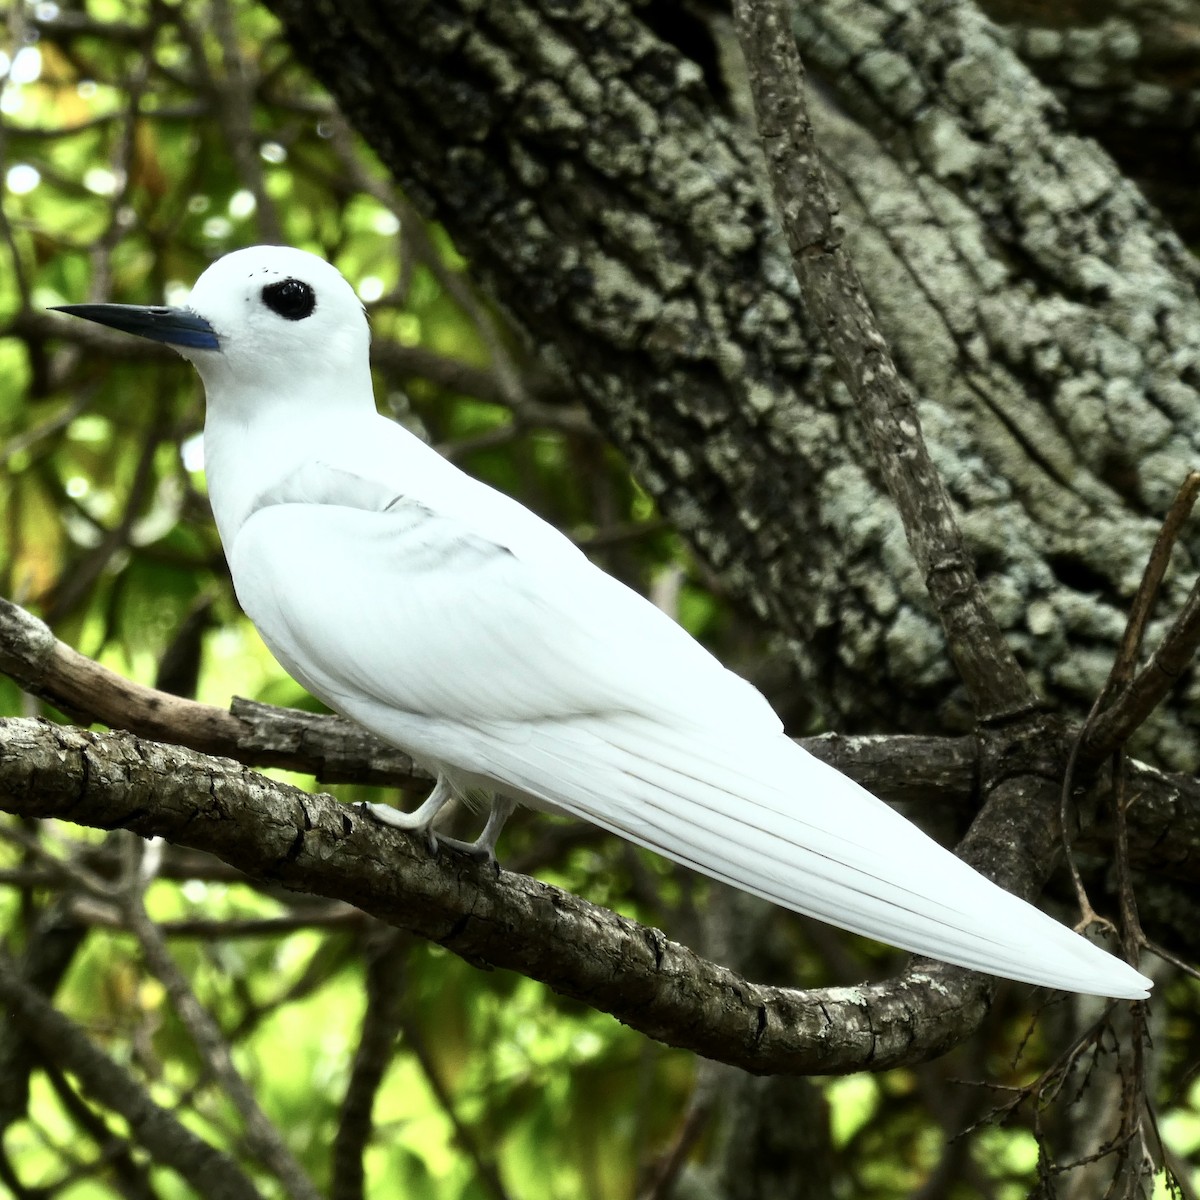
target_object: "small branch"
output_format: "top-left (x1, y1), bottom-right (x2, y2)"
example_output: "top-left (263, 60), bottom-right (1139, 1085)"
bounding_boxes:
top-left (0, 953), bottom-right (260, 1200)
top-left (0, 899), bottom-right (89, 1130)
top-left (1080, 472), bottom-right (1200, 765)
top-left (43, 411), bottom-right (166, 624)
top-left (1062, 473), bottom-right (1200, 944)
top-left (38, 1060), bottom-right (156, 1200)
top-left (332, 927), bottom-right (407, 1200)
top-left (66, 897), bottom-right (365, 940)
top-left (731, 0), bottom-right (1035, 724)
top-left (0, 596), bottom-right (424, 786)
top-left (398, 1014), bottom-right (513, 1200)
top-left (638, 1063), bottom-right (719, 1200)
top-left (119, 882), bottom-right (324, 1200)
top-left (1081, 581), bottom-right (1200, 766)
top-left (1108, 472), bottom-right (1200, 691)
top-left (207, 0), bottom-right (285, 243)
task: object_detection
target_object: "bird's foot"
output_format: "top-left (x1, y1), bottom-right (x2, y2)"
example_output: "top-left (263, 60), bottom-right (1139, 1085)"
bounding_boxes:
top-left (357, 777), bottom-right (455, 855)
top-left (359, 788), bottom-right (513, 872)
top-left (426, 795), bottom-right (515, 871)
top-left (429, 832), bottom-right (499, 866)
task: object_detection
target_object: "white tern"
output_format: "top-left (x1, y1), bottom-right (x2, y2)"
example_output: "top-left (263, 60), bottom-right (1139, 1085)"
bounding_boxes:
top-left (55, 245), bottom-right (1151, 999)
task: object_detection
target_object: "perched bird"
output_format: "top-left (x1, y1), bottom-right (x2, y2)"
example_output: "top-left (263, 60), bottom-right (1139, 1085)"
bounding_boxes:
top-left (55, 246), bottom-right (1151, 999)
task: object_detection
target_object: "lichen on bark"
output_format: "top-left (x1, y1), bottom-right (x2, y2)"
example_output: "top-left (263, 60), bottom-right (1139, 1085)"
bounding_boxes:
top-left (264, 0), bottom-right (1200, 769)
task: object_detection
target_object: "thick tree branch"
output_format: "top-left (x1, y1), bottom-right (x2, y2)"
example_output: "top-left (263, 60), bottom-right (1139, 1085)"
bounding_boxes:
top-left (0, 716), bottom-right (999, 1075)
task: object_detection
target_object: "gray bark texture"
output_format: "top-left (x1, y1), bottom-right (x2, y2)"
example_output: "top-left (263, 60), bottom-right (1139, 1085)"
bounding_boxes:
top-left (260, 0), bottom-right (1200, 771)
top-left (978, 0), bottom-right (1200, 239)
top-left (0, 715), bottom-right (1001, 1074)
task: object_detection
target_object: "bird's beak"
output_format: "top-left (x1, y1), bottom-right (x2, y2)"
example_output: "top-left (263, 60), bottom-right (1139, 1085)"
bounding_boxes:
top-left (52, 303), bottom-right (220, 351)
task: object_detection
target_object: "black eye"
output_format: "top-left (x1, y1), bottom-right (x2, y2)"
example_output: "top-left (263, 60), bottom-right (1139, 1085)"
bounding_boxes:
top-left (261, 278), bottom-right (315, 321)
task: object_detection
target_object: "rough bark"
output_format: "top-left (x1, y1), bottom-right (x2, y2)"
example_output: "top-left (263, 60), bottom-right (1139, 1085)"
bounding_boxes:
top-left (734, 0), bottom-right (1035, 724)
top-left (0, 715), bottom-right (1020, 1075)
top-left (978, 0), bottom-right (1200, 239)
top-left (259, 0), bottom-right (1200, 773)
top-left (795, 0), bottom-right (1200, 766)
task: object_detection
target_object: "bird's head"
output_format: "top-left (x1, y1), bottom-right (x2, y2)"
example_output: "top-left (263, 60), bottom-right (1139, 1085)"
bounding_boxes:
top-left (54, 245), bottom-right (373, 418)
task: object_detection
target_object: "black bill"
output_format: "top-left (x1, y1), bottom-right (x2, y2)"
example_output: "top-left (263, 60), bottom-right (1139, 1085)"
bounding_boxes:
top-left (52, 303), bottom-right (219, 351)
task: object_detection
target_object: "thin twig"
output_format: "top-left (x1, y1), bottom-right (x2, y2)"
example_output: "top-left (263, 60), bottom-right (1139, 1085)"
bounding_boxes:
top-left (38, 1060), bottom-right (156, 1200)
top-left (207, 0), bottom-right (285, 242)
top-left (397, 1014), bottom-right (513, 1200)
top-left (1058, 726), bottom-right (1118, 936)
top-left (637, 1062), bottom-right (720, 1200)
top-left (1062, 473), bottom-right (1200, 939)
top-left (1140, 938), bottom-right (1200, 983)
top-left (1080, 472), bottom-right (1200, 765)
top-left (0, 826), bottom-right (321, 1196)
top-left (730, 0), bottom-right (1035, 723)
top-left (332, 926), bottom-right (407, 1200)
top-left (1082, 578), bottom-right (1200, 765)
top-left (119, 873), bottom-right (324, 1200)
top-left (65, 893), bottom-right (364, 939)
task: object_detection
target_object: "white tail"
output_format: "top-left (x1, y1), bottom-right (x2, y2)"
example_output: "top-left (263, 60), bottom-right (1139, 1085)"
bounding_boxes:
top-left (470, 715), bottom-right (1151, 998)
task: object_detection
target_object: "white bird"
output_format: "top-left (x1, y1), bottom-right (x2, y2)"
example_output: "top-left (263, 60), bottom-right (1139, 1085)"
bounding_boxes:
top-left (55, 245), bottom-right (1151, 999)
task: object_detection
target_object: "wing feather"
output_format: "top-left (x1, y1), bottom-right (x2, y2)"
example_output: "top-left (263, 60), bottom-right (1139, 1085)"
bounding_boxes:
top-left (232, 494), bottom-right (777, 735)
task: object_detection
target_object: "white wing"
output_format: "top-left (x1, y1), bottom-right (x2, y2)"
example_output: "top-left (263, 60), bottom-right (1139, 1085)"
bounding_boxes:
top-left (228, 458), bottom-right (1150, 999)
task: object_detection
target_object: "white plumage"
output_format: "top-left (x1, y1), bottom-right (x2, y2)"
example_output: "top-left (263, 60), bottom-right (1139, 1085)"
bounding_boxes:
top-left (55, 246), bottom-right (1152, 999)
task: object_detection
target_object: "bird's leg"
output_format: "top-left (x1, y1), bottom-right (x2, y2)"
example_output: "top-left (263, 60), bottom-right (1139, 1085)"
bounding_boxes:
top-left (357, 776), bottom-right (455, 853)
top-left (432, 795), bottom-right (516, 866)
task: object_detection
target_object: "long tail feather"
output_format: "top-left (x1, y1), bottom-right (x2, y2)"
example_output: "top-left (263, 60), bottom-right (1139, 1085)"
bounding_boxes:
top-left (477, 717), bottom-right (1150, 998)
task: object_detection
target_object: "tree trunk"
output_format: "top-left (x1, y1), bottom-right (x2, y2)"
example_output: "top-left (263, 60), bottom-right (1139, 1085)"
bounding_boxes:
top-left (262, 0), bottom-right (1200, 774)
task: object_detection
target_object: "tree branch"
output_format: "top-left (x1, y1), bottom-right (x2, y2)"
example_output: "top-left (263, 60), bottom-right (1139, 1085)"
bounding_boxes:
top-left (0, 951), bottom-right (260, 1200)
top-left (332, 926), bottom-right (407, 1200)
top-left (0, 596), bottom-right (423, 787)
top-left (730, 0), bottom-right (1033, 725)
top-left (0, 716), bottom-right (998, 1075)
top-left (119, 882), bottom-right (324, 1200)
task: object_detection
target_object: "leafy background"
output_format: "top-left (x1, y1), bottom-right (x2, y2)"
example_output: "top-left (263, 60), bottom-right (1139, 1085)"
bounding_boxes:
top-left (0, 1), bottom-right (1197, 1197)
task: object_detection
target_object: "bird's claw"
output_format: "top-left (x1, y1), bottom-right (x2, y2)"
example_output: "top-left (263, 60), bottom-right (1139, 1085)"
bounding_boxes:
top-left (357, 787), bottom-right (511, 874)
top-left (431, 833), bottom-right (500, 867)
top-left (356, 801), bottom-right (499, 868)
